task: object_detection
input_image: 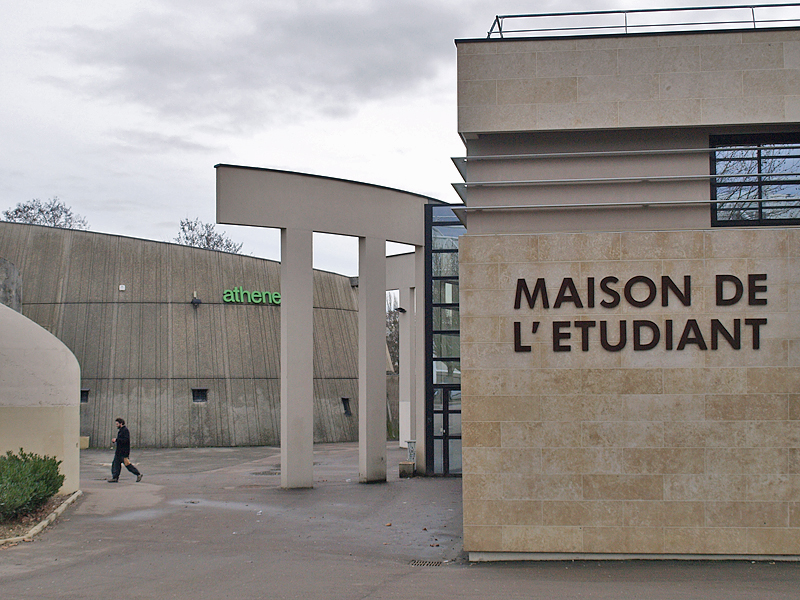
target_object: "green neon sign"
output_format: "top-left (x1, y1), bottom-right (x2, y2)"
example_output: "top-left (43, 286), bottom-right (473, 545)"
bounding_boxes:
top-left (222, 286), bottom-right (281, 305)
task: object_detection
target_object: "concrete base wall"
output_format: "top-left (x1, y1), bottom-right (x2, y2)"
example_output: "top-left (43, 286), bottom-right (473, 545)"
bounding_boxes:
top-left (0, 406), bottom-right (80, 494)
top-left (80, 377), bottom-right (362, 448)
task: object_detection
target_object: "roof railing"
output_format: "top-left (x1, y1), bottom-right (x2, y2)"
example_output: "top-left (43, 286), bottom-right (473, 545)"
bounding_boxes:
top-left (487, 3), bottom-right (800, 39)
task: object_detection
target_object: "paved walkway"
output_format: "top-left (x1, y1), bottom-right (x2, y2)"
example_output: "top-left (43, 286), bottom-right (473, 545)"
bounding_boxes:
top-left (1, 443), bottom-right (799, 599)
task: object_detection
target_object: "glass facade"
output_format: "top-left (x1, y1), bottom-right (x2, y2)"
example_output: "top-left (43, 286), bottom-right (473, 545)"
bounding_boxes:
top-left (425, 204), bottom-right (465, 475)
top-left (711, 134), bottom-right (800, 226)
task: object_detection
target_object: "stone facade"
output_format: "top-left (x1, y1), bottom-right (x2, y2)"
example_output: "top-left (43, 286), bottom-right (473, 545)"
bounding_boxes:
top-left (461, 228), bottom-right (800, 556)
top-left (456, 20), bottom-right (800, 558)
top-left (458, 28), bottom-right (800, 134)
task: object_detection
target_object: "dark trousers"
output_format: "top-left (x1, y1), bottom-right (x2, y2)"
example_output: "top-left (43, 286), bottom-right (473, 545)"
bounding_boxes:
top-left (111, 455), bottom-right (141, 480)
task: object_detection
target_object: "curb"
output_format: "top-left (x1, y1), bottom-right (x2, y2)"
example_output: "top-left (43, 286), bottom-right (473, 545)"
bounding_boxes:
top-left (0, 490), bottom-right (83, 546)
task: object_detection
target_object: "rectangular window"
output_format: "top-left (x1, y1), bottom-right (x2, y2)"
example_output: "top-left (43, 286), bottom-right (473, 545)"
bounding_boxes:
top-left (711, 134), bottom-right (800, 226)
top-left (192, 388), bottom-right (208, 403)
top-left (432, 306), bottom-right (460, 330)
top-left (80, 389), bottom-right (89, 403)
top-left (425, 204), bottom-right (465, 476)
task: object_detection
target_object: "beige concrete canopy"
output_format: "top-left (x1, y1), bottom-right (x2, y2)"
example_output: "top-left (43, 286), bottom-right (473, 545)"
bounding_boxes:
top-left (216, 165), bottom-right (427, 246)
top-left (216, 164), bottom-right (432, 487)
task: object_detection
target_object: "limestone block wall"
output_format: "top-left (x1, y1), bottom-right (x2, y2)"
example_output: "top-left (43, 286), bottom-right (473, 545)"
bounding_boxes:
top-left (458, 28), bottom-right (800, 135)
top-left (461, 228), bottom-right (800, 556)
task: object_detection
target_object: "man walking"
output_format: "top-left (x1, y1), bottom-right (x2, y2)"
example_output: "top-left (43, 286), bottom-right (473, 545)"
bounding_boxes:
top-left (109, 417), bottom-right (143, 483)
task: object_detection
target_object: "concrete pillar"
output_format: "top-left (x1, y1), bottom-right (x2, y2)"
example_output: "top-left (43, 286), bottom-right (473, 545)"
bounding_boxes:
top-left (398, 285), bottom-right (415, 449)
top-left (358, 236), bottom-right (387, 483)
top-left (280, 227), bottom-right (314, 489)
top-left (413, 246), bottom-right (427, 473)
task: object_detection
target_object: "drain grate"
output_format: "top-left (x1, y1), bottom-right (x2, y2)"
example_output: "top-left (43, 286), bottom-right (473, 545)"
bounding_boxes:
top-left (409, 560), bottom-right (443, 567)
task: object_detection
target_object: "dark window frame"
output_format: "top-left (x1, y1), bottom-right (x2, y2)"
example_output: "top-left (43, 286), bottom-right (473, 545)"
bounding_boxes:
top-left (711, 133), bottom-right (800, 227)
top-left (425, 204), bottom-right (465, 476)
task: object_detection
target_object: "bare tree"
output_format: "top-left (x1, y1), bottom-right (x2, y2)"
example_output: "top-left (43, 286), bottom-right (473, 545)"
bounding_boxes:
top-left (3, 197), bottom-right (89, 230)
top-left (174, 218), bottom-right (243, 254)
top-left (715, 145), bottom-right (800, 221)
top-left (386, 292), bottom-right (400, 374)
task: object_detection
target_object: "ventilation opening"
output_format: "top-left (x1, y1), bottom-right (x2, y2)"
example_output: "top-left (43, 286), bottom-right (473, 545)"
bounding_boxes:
top-left (409, 560), bottom-right (443, 567)
top-left (341, 397), bottom-right (352, 416)
top-left (192, 388), bottom-right (208, 403)
top-left (80, 389), bottom-right (89, 403)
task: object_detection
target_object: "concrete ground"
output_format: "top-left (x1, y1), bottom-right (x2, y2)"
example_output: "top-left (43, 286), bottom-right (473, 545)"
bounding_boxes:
top-left (1, 442), bottom-right (798, 599)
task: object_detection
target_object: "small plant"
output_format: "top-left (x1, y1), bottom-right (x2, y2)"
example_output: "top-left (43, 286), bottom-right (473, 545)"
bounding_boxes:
top-left (0, 449), bottom-right (64, 522)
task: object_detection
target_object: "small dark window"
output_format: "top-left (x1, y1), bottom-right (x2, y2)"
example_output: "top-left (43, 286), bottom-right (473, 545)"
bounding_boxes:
top-left (192, 388), bottom-right (208, 403)
top-left (341, 397), bottom-right (352, 416)
top-left (80, 389), bottom-right (89, 403)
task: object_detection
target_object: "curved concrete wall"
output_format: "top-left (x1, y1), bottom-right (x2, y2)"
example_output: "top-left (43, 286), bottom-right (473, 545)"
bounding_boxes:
top-left (0, 257), bottom-right (22, 311)
top-left (0, 303), bottom-right (80, 493)
top-left (0, 222), bottom-right (361, 448)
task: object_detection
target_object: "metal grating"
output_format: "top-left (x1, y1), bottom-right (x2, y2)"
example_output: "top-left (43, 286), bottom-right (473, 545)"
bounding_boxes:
top-left (409, 560), bottom-right (443, 567)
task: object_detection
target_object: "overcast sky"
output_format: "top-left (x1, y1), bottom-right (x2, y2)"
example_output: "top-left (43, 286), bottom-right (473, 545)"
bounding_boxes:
top-left (0, 0), bottom-right (784, 275)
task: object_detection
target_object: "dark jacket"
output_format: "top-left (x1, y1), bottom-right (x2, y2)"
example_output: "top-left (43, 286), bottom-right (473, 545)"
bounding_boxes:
top-left (114, 426), bottom-right (131, 458)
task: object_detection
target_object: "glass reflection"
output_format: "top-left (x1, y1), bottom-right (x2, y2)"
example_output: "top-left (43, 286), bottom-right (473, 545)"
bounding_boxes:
top-left (432, 251), bottom-right (459, 277)
top-left (449, 412), bottom-right (462, 436)
top-left (432, 280), bottom-right (459, 304)
top-left (448, 439), bottom-right (462, 474)
top-left (433, 306), bottom-right (460, 330)
top-left (433, 333), bottom-right (460, 359)
top-left (433, 361), bottom-right (460, 384)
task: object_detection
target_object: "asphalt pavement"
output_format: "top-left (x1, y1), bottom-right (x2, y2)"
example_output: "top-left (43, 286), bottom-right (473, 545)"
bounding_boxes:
top-left (1, 442), bottom-right (798, 599)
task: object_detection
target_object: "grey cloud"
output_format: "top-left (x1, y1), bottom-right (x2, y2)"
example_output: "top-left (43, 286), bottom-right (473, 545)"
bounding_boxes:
top-left (110, 130), bottom-right (219, 154)
top-left (47, 1), bottom-right (473, 131)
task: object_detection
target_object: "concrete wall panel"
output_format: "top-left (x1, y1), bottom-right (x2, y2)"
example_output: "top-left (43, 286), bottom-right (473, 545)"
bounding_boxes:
top-left (0, 303), bottom-right (80, 493)
top-left (0, 258), bottom-right (22, 310)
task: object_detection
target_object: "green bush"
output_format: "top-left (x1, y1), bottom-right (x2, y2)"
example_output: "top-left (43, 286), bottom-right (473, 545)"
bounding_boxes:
top-left (0, 449), bottom-right (64, 522)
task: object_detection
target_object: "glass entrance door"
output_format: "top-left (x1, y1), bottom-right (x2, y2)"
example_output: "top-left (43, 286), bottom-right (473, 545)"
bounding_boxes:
top-left (433, 386), bottom-right (462, 474)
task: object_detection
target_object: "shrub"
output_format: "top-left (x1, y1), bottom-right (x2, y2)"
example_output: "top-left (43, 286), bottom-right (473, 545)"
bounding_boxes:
top-left (0, 449), bottom-right (64, 522)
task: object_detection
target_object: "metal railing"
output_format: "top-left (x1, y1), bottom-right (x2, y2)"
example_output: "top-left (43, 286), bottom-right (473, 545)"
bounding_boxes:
top-left (487, 4), bottom-right (800, 39)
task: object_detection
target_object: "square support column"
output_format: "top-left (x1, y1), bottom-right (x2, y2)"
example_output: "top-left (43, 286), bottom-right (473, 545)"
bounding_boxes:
top-left (413, 246), bottom-right (427, 473)
top-left (359, 235), bottom-right (387, 483)
top-left (397, 285), bottom-right (415, 449)
top-left (280, 227), bottom-right (314, 489)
